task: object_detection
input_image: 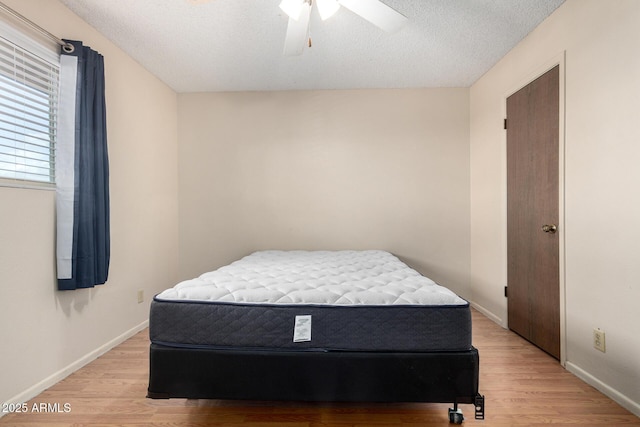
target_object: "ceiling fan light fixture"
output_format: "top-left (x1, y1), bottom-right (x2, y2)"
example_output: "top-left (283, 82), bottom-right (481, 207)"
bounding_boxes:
top-left (281, 0), bottom-right (407, 56)
top-left (316, 0), bottom-right (340, 20)
top-left (279, 0), bottom-right (305, 21)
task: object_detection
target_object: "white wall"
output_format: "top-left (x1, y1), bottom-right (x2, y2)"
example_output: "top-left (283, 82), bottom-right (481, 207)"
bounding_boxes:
top-left (0, 0), bottom-right (179, 406)
top-left (470, 0), bottom-right (640, 414)
top-left (178, 89), bottom-right (471, 298)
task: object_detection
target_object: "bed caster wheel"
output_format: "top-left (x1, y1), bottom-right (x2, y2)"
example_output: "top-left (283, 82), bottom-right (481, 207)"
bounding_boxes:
top-left (448, 407), bottom-right (464, 424)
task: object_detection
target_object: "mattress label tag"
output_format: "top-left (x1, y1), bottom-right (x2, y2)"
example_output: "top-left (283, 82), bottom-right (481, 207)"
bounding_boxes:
top-left (293, 315), bottom-right (312, 342)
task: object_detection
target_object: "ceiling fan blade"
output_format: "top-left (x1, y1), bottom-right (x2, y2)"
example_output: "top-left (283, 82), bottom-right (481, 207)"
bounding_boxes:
top-left (338, 0), bottom-right (407, 33)
top-left (316, 0), bottom-right (340, 20)
top-left (283, 1), bottom-right (311, 56)
top-left (279, 0), bottom-right (304, 21)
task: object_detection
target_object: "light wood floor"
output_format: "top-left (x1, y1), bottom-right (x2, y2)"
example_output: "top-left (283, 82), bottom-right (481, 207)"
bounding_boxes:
top-left (1, 310), bottom-right (638, 426)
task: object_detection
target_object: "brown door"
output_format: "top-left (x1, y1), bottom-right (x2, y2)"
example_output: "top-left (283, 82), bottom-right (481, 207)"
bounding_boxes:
top-left (506, 65), bottom-right (560, 360)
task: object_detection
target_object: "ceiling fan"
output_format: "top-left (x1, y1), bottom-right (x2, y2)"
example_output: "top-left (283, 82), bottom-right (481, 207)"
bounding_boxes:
top-left (280, 0), bottom-right (408, 56)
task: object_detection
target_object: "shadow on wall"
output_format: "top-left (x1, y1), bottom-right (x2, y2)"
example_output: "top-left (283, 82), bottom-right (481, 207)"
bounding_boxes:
top-left (55, 285), bottom-right (99, 317)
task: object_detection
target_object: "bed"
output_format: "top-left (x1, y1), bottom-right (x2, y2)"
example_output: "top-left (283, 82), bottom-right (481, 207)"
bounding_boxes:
top-left (147, 250), bottom-right (484, 424)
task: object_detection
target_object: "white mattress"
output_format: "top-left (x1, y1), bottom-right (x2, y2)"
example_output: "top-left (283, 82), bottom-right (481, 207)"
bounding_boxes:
top-left (150, 250), bottom-right (472, 352)
top-left (156, 250), bottom-right (466, 306)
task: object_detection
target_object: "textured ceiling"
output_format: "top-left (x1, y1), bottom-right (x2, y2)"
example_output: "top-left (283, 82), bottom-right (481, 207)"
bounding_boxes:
top-left (57, 0), bottom-right (565, 93)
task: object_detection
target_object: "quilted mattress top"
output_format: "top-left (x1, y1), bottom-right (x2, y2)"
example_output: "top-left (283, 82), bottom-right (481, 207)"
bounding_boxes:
top-left (156, 250), bottom-right (466, 306)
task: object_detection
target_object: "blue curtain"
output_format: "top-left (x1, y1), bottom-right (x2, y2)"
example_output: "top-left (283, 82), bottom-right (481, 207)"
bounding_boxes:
top-left (56, 40), bottom-right (110, 291)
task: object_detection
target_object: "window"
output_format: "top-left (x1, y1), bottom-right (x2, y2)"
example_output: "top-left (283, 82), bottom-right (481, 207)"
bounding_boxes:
top-left (0, 23), bottom-right (59, 185)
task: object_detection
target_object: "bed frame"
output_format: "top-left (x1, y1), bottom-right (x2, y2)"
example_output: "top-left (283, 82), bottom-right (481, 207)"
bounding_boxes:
top-left (147, 343), bottom-right (485, 424)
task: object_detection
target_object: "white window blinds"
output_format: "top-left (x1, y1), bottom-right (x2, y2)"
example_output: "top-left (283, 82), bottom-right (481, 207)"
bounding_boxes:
top-left (0, 33), bottom-right (59, 184)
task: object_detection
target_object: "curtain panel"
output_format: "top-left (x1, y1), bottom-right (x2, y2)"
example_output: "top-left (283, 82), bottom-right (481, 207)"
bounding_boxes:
top-left (56, 40), bottom-right (110, 291)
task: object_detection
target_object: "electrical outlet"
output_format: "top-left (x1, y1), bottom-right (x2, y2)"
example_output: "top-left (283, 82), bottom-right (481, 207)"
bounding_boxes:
top-left (137, 290), bottom-right (144, 304)
top-left (593, 328), bottom-right (606, 352)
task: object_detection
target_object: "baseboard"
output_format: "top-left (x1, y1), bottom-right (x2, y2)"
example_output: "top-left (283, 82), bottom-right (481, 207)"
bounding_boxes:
top-left (469, 300), bottom-right (506, 328)
top-left (0, 320), bottom-right (148, 417)
top-left (565, 361), bottom-right (640, 417)
top-left (456, 300), bottom-right (639, 418)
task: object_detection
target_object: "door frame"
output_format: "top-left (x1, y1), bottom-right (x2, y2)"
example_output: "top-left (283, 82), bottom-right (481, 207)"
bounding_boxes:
top-left (502, 51), bottom-right (567, 366)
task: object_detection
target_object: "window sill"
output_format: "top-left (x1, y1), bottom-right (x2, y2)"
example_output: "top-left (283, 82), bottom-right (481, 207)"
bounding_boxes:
top-left (0, 178), bottom-right (55, 191)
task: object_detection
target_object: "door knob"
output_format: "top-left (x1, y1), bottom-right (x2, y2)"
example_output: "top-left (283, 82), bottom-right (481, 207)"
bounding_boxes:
top-left (542, 224), bottom-right (557, 233)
